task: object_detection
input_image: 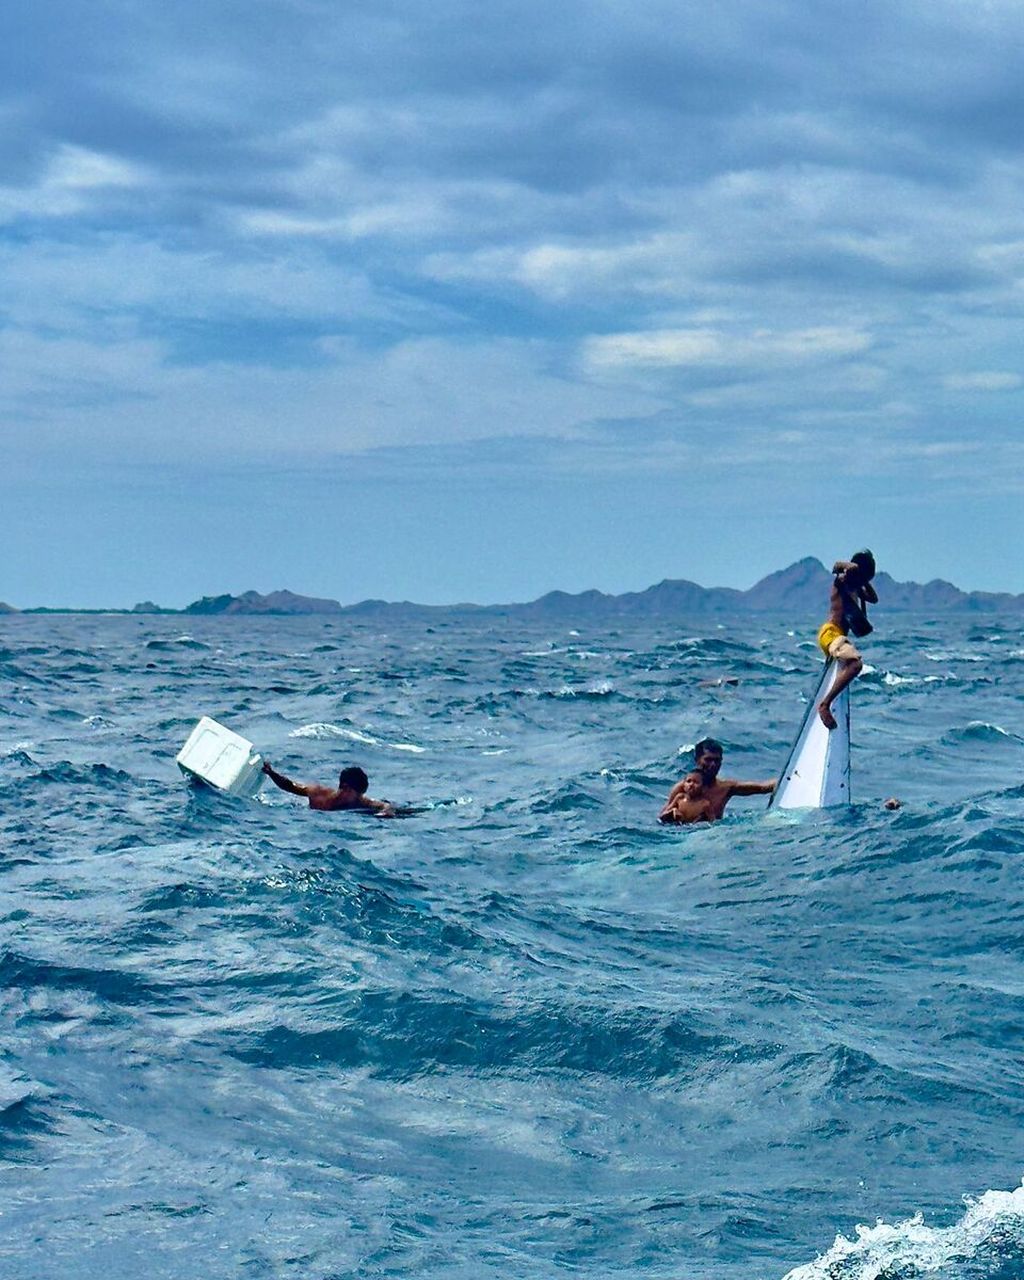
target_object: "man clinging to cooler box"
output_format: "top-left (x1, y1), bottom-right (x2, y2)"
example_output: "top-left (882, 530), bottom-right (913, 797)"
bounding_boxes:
top-left (261, 761), bottom-right (395, 816)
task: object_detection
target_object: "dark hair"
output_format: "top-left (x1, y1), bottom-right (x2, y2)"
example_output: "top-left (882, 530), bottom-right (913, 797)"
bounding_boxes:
top-left (851, 549), bottom-right (876, 582)
top-left (694, 737), bottom-right (723, 759)
top-left (338, 766), bottom-right (369, 793)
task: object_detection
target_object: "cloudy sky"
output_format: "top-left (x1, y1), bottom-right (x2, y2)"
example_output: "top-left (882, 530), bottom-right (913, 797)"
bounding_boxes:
top-left (3, 0), bottom-right (1024, 607)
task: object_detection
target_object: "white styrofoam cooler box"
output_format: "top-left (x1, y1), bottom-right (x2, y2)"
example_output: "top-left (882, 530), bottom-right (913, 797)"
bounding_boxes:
top-left (176, 716), bottom-right (264, 797)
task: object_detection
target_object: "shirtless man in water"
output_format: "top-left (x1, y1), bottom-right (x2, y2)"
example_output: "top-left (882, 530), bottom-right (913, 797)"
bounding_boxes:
top-left (817, 549), bottom-right (879, 730)
top-left (261, 762), bottom-right (395, 816)
top-left (660, 738), bottom-right (775, 824)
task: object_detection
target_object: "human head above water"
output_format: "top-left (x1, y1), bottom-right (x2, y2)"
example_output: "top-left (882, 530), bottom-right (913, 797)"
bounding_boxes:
top-left (337, 766), bottom-right (369, 795)
top-left (850, 549), bottom-right (876, 582)
top-left (693, 738), bottom-right (723, 777)
top-left (680, 774), bottom-right (704, 799)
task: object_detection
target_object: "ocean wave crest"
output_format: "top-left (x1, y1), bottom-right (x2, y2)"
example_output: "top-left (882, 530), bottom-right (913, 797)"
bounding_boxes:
top-left (942, 722), bottom-right (1022, 746)
top-left (783, 1182), bottom-right (1024, 1280)
top-left (144, 636), bottom-right (210, 651)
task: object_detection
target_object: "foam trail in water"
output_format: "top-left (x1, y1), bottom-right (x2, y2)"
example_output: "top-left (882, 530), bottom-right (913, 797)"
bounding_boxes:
top-left (783, 1182), bottom-right (1024, 1280)
top-left (289, 722), bottom-right (426, 752)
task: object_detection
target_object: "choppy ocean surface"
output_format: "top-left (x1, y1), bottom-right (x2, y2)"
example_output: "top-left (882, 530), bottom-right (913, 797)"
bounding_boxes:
top-left (2, 610), bottom-right (1023, 1280)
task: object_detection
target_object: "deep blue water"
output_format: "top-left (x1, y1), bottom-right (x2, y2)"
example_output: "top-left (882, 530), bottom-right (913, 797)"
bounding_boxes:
top-left (2, 610), bottom-right (1023, 1279)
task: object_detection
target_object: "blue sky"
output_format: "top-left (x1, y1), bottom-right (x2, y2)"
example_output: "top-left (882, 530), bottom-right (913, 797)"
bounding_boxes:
top-left (2, 0), bottom-right (1023, 607)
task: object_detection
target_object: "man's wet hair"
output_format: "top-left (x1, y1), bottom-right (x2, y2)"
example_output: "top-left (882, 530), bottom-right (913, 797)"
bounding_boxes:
top-left (850, 549), bottom-right (876, 581)
top-left (338, 766), bottom-right (369, 793)
top-left (694, 737), bottom-right (723, 760)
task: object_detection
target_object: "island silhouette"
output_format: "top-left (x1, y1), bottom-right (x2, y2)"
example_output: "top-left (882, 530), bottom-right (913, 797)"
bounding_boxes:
top-left (5, 558), bottom-right (1023, 617)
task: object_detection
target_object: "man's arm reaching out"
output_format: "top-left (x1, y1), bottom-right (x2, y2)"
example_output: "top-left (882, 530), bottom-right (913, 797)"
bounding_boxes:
top-left (726, 779), bottom-right (777, 797)
top-left (363, 797), bottom-right (397, 817)
top-left (262, 761), bottom-right (311, 797)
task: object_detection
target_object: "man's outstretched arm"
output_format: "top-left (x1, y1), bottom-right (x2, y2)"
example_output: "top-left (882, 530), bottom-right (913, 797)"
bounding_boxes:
top-left (727, 779), bottom-right (776, 797)
top-left (262, 761), bottom-right (311, 797)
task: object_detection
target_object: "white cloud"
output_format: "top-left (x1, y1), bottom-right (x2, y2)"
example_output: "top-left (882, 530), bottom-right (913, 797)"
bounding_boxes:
top-left (238, 194), bottom-right (452, 241)
top-left (0, 145), bottom-right (147, 223)
top-left (942, 370), bottom-right (1022, 391)
top-left (582, 326), bottom-right (872, 372)
top-left (424, 233), bottom-right (705, 301)
top-left (0, 328), bottom-right (666, 462)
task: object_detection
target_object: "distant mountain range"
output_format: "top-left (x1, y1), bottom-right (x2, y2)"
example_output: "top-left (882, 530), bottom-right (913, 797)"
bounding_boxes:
top-left (7, 558), bottom-right (1024, 617)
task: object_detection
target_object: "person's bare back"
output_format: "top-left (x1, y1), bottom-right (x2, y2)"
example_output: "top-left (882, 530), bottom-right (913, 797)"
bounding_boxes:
top-left (261, 762), bottom-right (395, 816)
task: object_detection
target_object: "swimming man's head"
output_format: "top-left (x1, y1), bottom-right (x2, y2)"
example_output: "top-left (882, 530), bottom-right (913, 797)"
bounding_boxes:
top-left (337, 766), bottom-right (369, 798)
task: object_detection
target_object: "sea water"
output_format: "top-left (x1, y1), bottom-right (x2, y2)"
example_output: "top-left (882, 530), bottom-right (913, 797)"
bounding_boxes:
top-left (1, 610), bottom-right (1023, 1279)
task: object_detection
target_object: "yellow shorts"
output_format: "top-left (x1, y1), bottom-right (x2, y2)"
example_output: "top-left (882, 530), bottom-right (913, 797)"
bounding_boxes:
top-left (817, 622), bottom-right (860, 662)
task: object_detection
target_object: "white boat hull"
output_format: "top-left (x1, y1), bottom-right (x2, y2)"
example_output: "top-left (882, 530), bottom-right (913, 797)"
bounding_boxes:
top-left (769, 661), bottom-right (851, 809)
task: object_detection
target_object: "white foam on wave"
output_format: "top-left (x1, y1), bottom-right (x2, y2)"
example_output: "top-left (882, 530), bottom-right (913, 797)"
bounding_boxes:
top-left (924, 649), bottom-right (984, 662)
top-left (551, 682), bottom-right (617, 698)
top-left (288, 722), bottom-right (426, 752)
top-left (291, 722), bottom-right (374, 742)
top-left (965, 720), bottom-right (1016, 739)
top-left (783, 1181), bottom-right (1024, 1280)
top-left (881, 671), bottom-right (916, 687)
